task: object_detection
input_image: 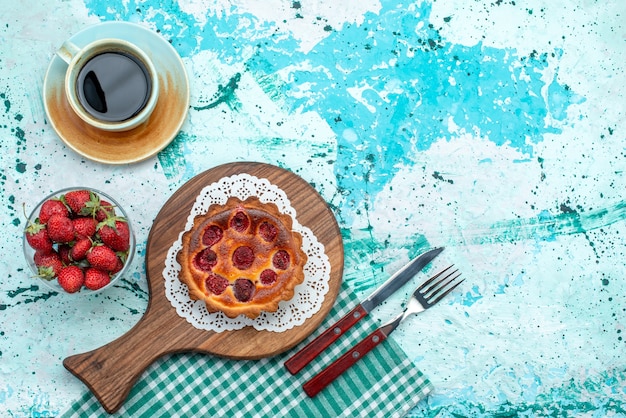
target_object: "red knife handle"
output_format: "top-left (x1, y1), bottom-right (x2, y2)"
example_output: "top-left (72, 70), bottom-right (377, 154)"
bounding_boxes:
top-left (285, 304), bottom-right (368, 375)
top-left (302, 328), bottom-right (387, 397)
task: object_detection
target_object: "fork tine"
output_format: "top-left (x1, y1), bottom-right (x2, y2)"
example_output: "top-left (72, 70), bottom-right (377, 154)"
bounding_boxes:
top-left (428, 274), bottom-right (464, 305)
top-left (420, 267), bottom-right (459, 296)
top-left (417, 265), bottom-right (454, 292)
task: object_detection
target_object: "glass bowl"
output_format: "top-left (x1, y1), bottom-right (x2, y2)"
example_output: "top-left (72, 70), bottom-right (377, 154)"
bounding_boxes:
top-left (22, 187), bottom-right (135, 294)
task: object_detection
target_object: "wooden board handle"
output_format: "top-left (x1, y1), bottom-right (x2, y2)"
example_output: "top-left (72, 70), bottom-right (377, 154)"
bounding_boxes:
top-left (302, 328), bottom-right (387, 398)
top-left (284, 304), bottom-right (367, 375)
top-left (63, 306), bottom-right (176, 414)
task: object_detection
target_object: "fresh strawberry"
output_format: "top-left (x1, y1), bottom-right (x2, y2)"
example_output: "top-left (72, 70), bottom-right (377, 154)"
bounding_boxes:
top-left (63, 189), bottom-right (91, 214)
top-left (24, 217), bottom-right (53, 253)
top-left (73, 216), bottom-right (97, 239)
top-left (70, 238), bottom-right (92, 261)
top-left (57, 265), bottom-right (84, 293)
top-left (111, 257), bottom-right (124, 274)
top-left (46, 214), bottom-right (75, 243)
top-left (64, 189), bottom-right (102, 216)
top-left (33, 250), bottom-right (63, 280)
top-left (39, 198), bottom-right (69, 224)
top-left (28, 190), bottom-right (131, 294)
top-left (84, 267), bottom-right (111, 290)
top-left (86, 245), bottom-right (119, 272)
top-left (58, 244), bottom-right (73, 264)
top-left (98, 217), bottom-right (130, 251)
top-left (95, 200), bottom-right (116, 222)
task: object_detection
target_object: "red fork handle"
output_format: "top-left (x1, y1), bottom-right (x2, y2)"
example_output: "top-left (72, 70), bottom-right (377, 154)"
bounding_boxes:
top-left (284, 304), bottom-right (368, 375)
top-left (302, 328), bottom-right (387, 397)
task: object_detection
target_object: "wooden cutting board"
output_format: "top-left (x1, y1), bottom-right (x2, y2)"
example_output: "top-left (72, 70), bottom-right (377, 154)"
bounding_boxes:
top-left (63, 162), bottom-right (344, 413)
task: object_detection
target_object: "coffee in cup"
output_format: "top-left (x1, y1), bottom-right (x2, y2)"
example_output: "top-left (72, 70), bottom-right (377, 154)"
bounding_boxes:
top-left (57, 38), bottom-right (159, 132)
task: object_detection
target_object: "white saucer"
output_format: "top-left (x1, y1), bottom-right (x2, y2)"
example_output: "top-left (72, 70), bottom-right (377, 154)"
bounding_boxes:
top-left (43, 21), bottom-right (190, 164)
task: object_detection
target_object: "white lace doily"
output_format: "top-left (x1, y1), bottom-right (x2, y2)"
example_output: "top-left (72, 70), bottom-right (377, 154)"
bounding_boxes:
top-left (163, 173), bottom-right (330, 332)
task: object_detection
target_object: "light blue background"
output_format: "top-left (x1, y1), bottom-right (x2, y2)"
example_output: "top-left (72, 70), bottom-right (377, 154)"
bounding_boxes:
top-left (1, 0), bottom-right (625, 416)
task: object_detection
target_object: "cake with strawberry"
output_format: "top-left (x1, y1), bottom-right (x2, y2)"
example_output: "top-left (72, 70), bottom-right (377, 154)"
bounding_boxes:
top-left (176, 196), bottom-right (307, 319)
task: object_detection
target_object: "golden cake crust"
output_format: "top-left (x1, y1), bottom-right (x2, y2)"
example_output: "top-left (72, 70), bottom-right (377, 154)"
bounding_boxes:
top-left (176, 196), bottom-right (307, 319)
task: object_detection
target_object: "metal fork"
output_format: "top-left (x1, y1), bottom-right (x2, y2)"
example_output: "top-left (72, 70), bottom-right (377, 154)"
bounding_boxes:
top-left (303, 266), bottom-right (463, 397)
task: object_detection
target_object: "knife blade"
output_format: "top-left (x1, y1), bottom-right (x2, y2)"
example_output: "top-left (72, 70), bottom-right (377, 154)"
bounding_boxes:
top-left (284, 246), bottom-right (443, 375)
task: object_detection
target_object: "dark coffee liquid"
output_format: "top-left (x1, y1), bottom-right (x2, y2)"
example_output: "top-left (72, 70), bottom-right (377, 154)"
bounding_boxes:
top-left (77, 51), bottom-right (152, 122)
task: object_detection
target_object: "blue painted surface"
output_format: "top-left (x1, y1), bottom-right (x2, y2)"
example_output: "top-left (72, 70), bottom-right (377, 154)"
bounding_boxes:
top-left (1, 0), bottom-right (625, 416)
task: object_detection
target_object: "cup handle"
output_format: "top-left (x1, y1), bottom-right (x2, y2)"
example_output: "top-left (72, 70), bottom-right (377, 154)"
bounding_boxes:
top-left (56, 40), bottom-right (81, 64)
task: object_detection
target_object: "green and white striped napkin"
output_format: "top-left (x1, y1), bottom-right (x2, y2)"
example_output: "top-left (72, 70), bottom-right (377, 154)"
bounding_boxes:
top-left (62, 283), bottom-right (433, 417)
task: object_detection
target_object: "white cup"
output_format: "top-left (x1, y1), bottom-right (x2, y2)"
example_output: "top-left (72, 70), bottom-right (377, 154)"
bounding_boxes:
top-left (57, 38), bottom-right (159, 132)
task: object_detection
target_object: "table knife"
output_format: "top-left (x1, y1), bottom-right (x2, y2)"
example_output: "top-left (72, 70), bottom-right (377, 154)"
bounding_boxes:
top-left (284, 246), bottom-right (443, 375)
